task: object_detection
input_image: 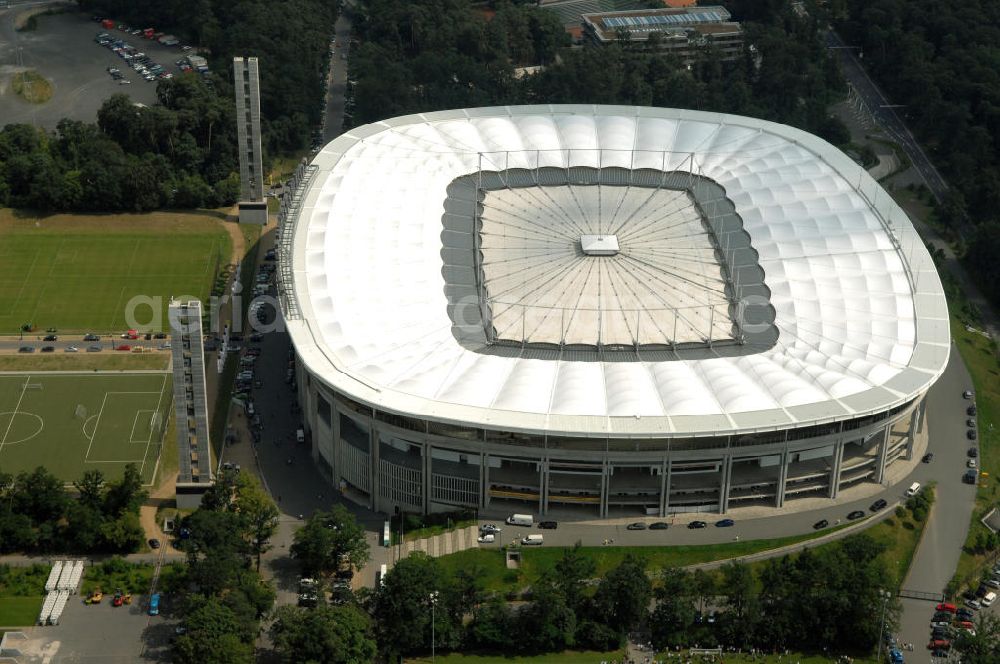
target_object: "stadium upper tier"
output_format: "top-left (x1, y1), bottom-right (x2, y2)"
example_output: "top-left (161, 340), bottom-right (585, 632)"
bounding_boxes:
top-left (286, 106), bottom-right (949, 437)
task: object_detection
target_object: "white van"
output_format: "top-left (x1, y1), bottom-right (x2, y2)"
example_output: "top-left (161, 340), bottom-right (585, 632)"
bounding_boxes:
top-left (984, 591), bottom-right (997, 607)
top-left (905, 482), bottom-right (921, 497)
top-left (506, 513), bottom-right (533, 527)
top-left (477, 533), bottom-right (495, 544)
top-left (521, 534), bottom-right (543, 546)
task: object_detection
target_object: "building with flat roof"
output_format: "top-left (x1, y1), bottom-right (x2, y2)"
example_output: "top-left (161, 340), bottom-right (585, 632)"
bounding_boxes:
top-left (582, 6), bottom-right (743, 62)
top-left (280, 106), bottom-right (948, 519)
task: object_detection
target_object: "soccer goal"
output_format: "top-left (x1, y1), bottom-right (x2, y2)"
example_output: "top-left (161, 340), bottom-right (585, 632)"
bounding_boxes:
top-left (74, 404), bottom-right (88, 420)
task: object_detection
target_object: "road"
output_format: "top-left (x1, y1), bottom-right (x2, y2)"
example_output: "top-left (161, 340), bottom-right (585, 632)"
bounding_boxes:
top-left (321, 9), bottom-right (351, 143)
top-left (826, 29), bottom-right (949, 204)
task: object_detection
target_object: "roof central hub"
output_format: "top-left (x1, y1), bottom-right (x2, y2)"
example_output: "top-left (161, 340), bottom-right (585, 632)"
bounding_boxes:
top-left (580, 234), bottom-right (620, 256)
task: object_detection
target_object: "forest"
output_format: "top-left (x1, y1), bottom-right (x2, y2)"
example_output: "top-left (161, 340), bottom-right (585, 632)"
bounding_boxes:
top-left (834, 0), bottom-right (1000, 303)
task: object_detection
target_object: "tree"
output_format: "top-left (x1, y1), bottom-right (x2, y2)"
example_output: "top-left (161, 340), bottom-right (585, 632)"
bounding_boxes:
top-left (270, 604), bottom-right (377, 664)
top-left (650, 568), bottom-right (695, 650)
top-left (103, 463), bottom-right (147, 516)
top-left (593, 554), bottom-right (652, 634)
top-left (719, 561), bottom-right (760, 647)
top-left (173, 596), bottom-right (254, 664)
top-left (553, 542), bottom-right (596, 613)
top-left (467, 596), bottom-right (514, 650)
top-left (74, 469), bottom-right (105, 510)
top-left (372, 552), bottom-right (459, 656)
top-left (236, 477), bottom-right (279, 571)
top-left (290, 505), bottom-right (370, 577)
top-left (517, 575), bottom-right (577, 653)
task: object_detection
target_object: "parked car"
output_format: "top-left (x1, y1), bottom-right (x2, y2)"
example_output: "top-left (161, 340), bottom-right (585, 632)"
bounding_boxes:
top-left (715, 519), bottom-right (735, 528)
top-left (969, 447), bottom-right (978, 458)
top-left (479, 524), bottom-right (501, 535)
top-left (813, 519), bottom-right (829, 530)
top-left (927, 640), bottom-right (951, 651)
top-left (968, 405), bottom-right (978, 416)
top-left (477, 533), bottom-right (495, 544)
top-left (649, 522), bottom-right (669, 530)
top-left (936, 602), bottom-right (957, 613)
top-left (43, 334), bottom-right (57, 341)
top-left (537, 521), bottom-right (558, 530)
top-left (922, 453), bottom-right (934, 463)
top-left (870, 499), bottom-right (888, 512)
top-left (968, 458), bottom-right (978, 469)
top-left (688, 520), bottom-right (707, 529)
top-left (87, 345), bottom-right (102, 352)
top-left (116, 344), bottom-right (131, 351)
top-left (148, 539), bottom-right (160, 549)
top-left (65, 346), bottom-right (78, 353)
top-left (964, 390), bottom-right (974, 399)
top-left (83, 333), bottom-right (99, 341)
top-left (967, 419), bottom-right (977, 428)
top-left (968, 429), bottom-right (978, 440)
top-left (626, 522), bottom-right (647, 531)
top-left (847, 510), bottom-right (865, 520)
top-left (18, 346), bottom-right (33, 353)
top-left (41, 346), bottom-right (55, 352)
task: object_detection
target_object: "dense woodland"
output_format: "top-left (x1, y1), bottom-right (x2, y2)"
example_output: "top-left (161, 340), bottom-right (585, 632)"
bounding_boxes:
top-left (347, 0), bottom-right (847, 144)
top-left (0, 465), bottom-right (146, 554)
top-left (833, 0), bottom-right (1000, 303)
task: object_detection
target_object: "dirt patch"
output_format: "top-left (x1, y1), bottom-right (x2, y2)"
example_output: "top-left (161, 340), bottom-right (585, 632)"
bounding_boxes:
top-left (13, 1), bottom-right (73, 31)
top-left (140, 471), bottom-right (182, 553)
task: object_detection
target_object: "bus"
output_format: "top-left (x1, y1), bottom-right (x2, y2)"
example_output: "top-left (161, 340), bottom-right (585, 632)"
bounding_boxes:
top-left (148, 593), bottom-right (160, 616)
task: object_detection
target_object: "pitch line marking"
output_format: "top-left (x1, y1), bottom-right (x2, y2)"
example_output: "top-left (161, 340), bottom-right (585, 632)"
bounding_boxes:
top-left (0, 375), bottom-right (32, 455)
top-left (0, 412), bottom-right (44, 446)
top-left (140, 374), bottom-right (169, 478)
top-left (84, 392), bottom-right (110, 462)
top-left (130, 410), bottom-right (155, 444)
top-left (82, 415), bottom-right (98, 441)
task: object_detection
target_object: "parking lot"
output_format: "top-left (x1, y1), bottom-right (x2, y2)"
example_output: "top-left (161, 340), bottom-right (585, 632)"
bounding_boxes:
top-left (0, 8), bottom-right (191, 128)
top-left (6, 593), bottom-right (176, 663)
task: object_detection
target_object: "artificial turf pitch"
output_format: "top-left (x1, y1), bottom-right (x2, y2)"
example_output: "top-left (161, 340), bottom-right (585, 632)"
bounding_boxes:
top-left (0, 373), bottom-right (171, 484)
top-left (0, 214), bottom-right (229, 334)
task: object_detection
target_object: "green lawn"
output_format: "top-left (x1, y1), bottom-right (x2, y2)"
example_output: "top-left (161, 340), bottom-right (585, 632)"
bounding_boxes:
top-left (406, 651), bottom-right (624, 664)
top-left (0, 597), bottom-right (42, 627)
top-left (0, 372), bottom-right (171, 483)
top-left (0, 210), bottom-right (231, 334)
top-left (437, 528), bottom-right (847, 594)
top-left (0, 353), bottom-right (169, 372)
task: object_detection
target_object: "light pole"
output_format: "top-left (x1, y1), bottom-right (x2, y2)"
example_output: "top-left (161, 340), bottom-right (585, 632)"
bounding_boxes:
top-left (429, 590), bottom-right (439, 662)
top-left (877, 589), bottom-right (891, 661)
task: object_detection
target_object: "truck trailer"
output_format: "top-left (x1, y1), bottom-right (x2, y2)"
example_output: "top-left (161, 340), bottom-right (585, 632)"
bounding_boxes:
top-left (505, 514), bottom-right (533, 527)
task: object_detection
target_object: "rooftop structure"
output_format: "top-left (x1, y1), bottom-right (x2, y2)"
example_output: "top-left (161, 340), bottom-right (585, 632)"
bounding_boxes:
top-left (282, 106), bottom-right (948, 517)
top-left (582, 6), bottom-right (743, 61)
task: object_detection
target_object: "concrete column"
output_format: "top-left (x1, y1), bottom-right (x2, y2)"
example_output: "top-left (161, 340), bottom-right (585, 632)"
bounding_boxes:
top-left (483, 454), bottom-right (491, 508)
top-left (599, 458), bottom-right (609, 518)
top-left (828, 440), bottom-right (845, 499)
top-left (917, 397), bottom-right (927, 433)
top-left (906, 408), bottom-right (919, 460)
top-left (874, 426), bottom-right (890, 484)
top-left (422, 442), bottom-right (432, 514)
top-left (478, 453), bottom-right (487, 510)
top-left (658, 457), bottom-right (669, 517)
top-left (718, 455), bottom-right (733, 514)
top-left (541, 458), bottom-right (549, 516)
top-left (775, 449), bottom-right (789, 508)
top-left (369, 423), bottom-right (380, 513)
top-left (331, 409), bottom-right (341, 487)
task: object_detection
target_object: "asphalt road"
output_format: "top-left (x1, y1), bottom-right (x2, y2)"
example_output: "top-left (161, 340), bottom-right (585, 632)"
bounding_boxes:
top-left (826, 29), bottom-right (949, 204)
top-left (321, 11), bottom-right (352, 143)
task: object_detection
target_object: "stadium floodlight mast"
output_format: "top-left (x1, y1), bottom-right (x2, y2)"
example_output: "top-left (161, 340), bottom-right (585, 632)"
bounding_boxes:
top-left (429, 590), bottom-right (440, 662)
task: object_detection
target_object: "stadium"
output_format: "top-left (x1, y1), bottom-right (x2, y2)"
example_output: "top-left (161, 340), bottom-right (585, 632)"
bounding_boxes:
top-left (280, 105), bottom-right (949, 517)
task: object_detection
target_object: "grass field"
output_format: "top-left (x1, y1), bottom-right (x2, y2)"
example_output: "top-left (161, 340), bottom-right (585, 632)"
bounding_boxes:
top-left (0, 372), bottom-right (171, 483)
top-left (0, 210), bottom-right (231, 334)
top-left (0, 353), bottom-right (169, 372)
top-left (406, 651), bottom-right (879, 664)
top-left (437, 527), bottom-right (847, 594)
top-left (0, 597), bottom-right (42, 627)
top-left (11, 70), bottom-right (52, 103)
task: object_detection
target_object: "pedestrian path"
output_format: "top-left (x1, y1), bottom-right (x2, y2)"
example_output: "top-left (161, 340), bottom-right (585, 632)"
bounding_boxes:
top-left (400, 526), bottom-right (479, 559)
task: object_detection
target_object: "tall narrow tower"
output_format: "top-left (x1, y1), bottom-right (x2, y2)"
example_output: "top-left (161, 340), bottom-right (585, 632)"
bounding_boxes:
top-left (234, 56), bottom-right (267, 224)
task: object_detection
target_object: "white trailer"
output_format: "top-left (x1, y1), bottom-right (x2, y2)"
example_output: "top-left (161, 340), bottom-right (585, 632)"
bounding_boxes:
top-left (48, 590), bottom-right (70, 625)
top-left (45, 561), bottom-right (64, 592)
top-left (37, 592), bottom-right (57, 625)
top-left (65, 560), bottom-right (84, 593)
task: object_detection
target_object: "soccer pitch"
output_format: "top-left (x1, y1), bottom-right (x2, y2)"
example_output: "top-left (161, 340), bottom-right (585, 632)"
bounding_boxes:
top-left (0, 373), bottom-right (171, 484)
top-left (0, 212), bottom-right (230, 333)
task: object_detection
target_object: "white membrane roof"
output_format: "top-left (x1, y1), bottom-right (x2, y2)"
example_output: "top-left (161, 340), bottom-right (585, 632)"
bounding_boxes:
top-left (287, 106), bottom-right (950, 437)
top-left (480, 186), bottom-right (733, 346)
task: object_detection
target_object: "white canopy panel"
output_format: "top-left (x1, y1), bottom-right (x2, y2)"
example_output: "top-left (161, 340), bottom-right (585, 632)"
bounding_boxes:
top-left (288, 106), bottom-right (950, 437)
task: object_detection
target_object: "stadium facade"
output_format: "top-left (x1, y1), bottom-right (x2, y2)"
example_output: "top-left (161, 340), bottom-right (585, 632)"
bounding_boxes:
top-left (280, 106), bottom-right (949, 517)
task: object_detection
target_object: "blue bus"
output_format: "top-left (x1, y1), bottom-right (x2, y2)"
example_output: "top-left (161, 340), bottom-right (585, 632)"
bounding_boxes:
top-left (148, 593), bottom-right (160, 616)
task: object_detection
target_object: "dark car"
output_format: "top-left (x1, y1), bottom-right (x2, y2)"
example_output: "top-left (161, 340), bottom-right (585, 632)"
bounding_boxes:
top-left (931, 649), bottom-right (949, 658)
top-left (153, 332), bottom-right (167, 339)
top-left (41, 346), bottom-right (55, 353)
top-left (813, 519), bottom-right (830, 530)
top-left (87, 345), bottom-right (102, 352)
top-left (847, 510), bottom-right (865, 520)
top-left (83, 333), bottom-right (99, 341)
top-left (627, 522), bottom-right (648, 530)
top-left (148, 538), bottom-right (160, 549)
top-left (43, 334), bottom-right (57, 341)
top-left (932, 611), bottom-right (953, 622)
top-left (688, 520), bottom-right (707, 529)
top-left (18, 346), bottom-right (34, 353)
top-left (969, 447), bottom-right (978, 458)
top-left (957, 608), bottom-right (975, 620)
top-left (870, 499), bottom-right (888, 512)
top-left (922, 453), bottom-right (934, 463)
top-left (649, 522), bottom-right (669, 530)
top-left (968, 405), bottom-right (978, 416)
top-left (537, 521), bottom-right (558, 530)
top-left (968, 429), bottom-right (978, 440)
top-left (715, 518), bottom-right (735, 528)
